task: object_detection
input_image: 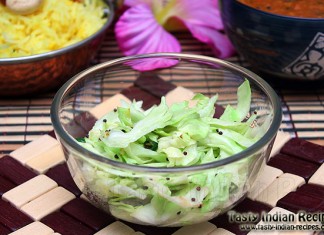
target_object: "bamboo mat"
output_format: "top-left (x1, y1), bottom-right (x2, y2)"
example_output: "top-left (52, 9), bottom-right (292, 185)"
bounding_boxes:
top-left (0, 30), bottom-right (323, 157)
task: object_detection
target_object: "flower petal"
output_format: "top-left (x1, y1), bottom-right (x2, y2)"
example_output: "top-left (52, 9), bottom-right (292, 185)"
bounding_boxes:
top-left (185, 23), bottom-right (235, 58)
top-left (115, 4), bottom-right (181, 70)
top-left (124, 57), bottom-right (180, 71)
top-left (168, 0), bottom-right (224, 30)
top-left (123, 0), bottom-right (152, 7)
top-left (168, 0), bottom-right (235, 58)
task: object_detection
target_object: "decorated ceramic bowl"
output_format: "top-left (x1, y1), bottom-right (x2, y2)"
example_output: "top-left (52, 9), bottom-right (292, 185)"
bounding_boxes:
top-left (219, 0), bottom-right (324, 81)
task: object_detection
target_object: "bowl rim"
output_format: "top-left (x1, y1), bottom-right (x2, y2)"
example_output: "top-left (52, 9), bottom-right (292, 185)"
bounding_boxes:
top-left (0, 0), bottom-right (114, 64)
top-left (233, 0), bottom-right (324, 21)
top-left (51, 53), bottom-right (282, 173)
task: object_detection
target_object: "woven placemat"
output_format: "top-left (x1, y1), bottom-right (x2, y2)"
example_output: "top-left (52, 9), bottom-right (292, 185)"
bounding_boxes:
top-left (1, 71), bottom-right (324, 235)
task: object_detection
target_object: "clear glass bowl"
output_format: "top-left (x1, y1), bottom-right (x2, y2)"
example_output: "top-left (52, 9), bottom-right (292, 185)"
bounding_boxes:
top-left (51, 53), bottom-right (282, 227)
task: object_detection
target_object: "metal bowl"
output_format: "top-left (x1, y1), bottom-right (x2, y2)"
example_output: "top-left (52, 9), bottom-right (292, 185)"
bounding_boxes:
top-left (0, 1), bottom-right (114, 97)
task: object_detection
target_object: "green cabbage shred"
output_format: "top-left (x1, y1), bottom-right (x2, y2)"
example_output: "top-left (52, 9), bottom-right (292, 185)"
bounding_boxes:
top-left (76, 80), bottom-right (268, 226)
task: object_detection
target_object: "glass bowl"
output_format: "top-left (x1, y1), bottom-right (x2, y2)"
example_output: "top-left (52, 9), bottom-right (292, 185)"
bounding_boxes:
top-left (51, 53), bottom-right (282, 227)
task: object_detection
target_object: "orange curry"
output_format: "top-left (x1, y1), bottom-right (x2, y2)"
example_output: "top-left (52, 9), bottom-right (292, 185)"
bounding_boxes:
top-left (238, 0), bottom-right (324, 18)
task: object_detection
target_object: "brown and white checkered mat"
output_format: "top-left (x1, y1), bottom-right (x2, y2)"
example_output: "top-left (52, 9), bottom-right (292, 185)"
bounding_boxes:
top-left (1, 115), bottom-right (323, 234)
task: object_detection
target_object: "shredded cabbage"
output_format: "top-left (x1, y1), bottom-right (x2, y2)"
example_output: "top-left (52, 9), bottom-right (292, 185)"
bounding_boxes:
top-left (76, 80), bottom-right (270, 226)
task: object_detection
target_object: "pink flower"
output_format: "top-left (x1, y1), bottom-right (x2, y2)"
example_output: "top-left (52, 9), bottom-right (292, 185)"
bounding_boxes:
top-left (115, 0), bottom-right (235, 70)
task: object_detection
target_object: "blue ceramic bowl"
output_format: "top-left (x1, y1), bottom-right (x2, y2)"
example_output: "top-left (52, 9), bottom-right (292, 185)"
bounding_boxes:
top-left (219, 0), bottom-right (324, 81)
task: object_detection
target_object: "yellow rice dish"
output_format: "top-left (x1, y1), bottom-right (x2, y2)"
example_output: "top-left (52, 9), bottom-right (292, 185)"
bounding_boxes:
top-left (0, 0), bottom-right (109, 58)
